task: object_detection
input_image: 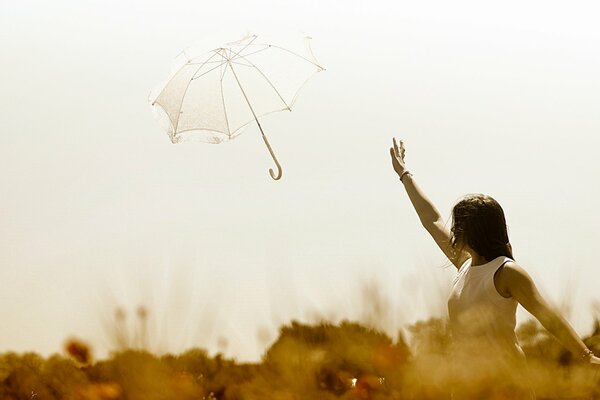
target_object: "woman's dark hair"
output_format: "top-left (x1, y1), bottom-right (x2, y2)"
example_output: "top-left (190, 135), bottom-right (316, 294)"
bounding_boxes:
top-left (450, 194), bottom-right (513, 262)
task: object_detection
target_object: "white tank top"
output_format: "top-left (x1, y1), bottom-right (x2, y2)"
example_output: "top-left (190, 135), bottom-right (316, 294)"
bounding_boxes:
top-left (447, 256), bottom-right (528, 375)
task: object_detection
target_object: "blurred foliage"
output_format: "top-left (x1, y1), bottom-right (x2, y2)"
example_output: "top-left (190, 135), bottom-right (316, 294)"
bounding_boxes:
top-left (0, 317), bottom-right (598, 399)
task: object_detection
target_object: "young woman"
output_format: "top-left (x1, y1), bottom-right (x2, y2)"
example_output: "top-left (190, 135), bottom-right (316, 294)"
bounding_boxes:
top-left (389, 138), bottom-right (599, 398)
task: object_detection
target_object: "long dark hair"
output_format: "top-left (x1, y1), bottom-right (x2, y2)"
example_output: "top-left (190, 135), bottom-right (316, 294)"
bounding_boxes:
top-left (450, 194), bottom-right (513, 262)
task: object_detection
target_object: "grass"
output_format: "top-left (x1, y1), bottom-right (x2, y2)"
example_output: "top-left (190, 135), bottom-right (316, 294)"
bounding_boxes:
top-left (0, 316), bottom-right (598, 399)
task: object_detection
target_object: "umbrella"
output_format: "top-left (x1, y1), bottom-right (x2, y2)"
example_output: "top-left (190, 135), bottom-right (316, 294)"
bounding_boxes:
top-left (149, 34), bottom-right (325, 180)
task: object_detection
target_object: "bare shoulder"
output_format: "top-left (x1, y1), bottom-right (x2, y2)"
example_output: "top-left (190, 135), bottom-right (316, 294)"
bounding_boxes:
top-left (494, 261), bottom-right (534, 298)
top-left (496, 260), bottom-right (552, 313)
top-left (498, 260), bottom-right (529, 276)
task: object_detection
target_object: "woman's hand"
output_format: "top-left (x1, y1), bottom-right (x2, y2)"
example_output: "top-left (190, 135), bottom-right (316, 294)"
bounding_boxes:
top-left (389, 137), bottom-right (407, 177)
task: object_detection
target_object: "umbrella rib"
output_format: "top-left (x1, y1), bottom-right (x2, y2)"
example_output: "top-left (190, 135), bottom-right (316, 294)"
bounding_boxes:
top-left (187, 60), bottom-right (228, 65)
top-left (191, 59), bottom-right (229, 80)
top-left (230, 60), bottom-right (254, 67)
top-left (184, 50), bottom-right (221, 70)
top-left (230, 35), bottom-right (258, 58)
top-left (175, 127), bottom-right (228, 135)
top-left (267, 44), bottom-right (324, 69)
top-left (151, 50), bottom-right (221, 107)
top-left (219, 53), bottom-right (232, 138)
top-left (173, 50), bottom-right (222, 133)
top-left (228, 47), bottom-right (291, 110)
top-left (192, 50), bottom-right (222, 65)
top-left (219, 50), bottom-right (229, 78)
top-left (229, 46), bottom-right (270, 62)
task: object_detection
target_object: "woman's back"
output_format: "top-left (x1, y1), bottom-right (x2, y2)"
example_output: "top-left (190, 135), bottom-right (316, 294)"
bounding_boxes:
top-left (448, 256), bottom-right (533, 398)
top-left (448, 256), bottom-right (520, 356)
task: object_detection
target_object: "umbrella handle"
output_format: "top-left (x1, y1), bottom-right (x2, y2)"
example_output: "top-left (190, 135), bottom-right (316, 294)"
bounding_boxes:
top-left (261, 132), bottom-right (283, 180)
top-left (269, 165), bottom-right (282, 180)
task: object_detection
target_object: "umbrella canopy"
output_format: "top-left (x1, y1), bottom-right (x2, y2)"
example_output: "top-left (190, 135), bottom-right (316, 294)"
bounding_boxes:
top-left (149, 34), bottom-right (324, 180)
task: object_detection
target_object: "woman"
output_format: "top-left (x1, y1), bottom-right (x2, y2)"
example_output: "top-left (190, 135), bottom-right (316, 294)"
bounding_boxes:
top-left (389, 138), bottom-right (599, 398)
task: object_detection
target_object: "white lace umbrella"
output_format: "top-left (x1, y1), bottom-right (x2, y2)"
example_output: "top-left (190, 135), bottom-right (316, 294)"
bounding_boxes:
top-left (149, 34), bottom-right (324, 180)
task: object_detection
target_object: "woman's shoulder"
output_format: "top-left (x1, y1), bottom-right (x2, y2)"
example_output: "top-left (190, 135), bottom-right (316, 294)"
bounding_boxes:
top-left (494, 259), bottom-right (533, 298)
top-left (496, 259), bottom-right (527, 275)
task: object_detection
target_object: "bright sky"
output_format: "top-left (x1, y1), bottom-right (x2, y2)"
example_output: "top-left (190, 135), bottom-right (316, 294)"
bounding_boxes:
top-left (1, 0), bottom-right (599, 361)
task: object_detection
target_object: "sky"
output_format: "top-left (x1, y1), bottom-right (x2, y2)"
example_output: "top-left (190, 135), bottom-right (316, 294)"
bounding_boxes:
top-left (1, 0), bottom-right (599, 361)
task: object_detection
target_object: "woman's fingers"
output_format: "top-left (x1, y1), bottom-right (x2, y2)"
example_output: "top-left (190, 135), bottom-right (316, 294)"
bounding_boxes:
top-left (394, 138), bottom-right (406, 162)
top-left (399, 140), bottom-right (405, 160)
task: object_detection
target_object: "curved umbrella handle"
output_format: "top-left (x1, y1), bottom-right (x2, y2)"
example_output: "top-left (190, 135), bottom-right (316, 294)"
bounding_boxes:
top-left (269, 165), bottom-right (282, 180)
top-left (261, 132), bottom-right (283, 180)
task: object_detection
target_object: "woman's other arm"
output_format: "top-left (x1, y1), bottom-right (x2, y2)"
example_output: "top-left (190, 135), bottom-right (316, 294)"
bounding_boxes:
top-left (389, 138), bottom-right (469, 269)
top-left (497, 262), bottom-right (600, 365)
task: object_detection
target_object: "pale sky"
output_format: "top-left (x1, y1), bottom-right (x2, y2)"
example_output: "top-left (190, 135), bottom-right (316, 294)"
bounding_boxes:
top-left (1, 0), bottom-right (599, 361)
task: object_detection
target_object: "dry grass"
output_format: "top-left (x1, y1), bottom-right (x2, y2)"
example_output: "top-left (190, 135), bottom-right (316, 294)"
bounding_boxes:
top-left (0, 315), bottom-right (598, 399)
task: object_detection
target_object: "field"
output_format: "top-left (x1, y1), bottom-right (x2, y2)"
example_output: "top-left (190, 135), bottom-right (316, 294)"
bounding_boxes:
top-left (1, 315), bottom-right (598, 399)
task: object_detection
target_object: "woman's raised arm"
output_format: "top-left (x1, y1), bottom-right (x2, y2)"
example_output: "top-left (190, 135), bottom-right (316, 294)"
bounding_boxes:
top-left (389, 138), bottom-right (469, 268)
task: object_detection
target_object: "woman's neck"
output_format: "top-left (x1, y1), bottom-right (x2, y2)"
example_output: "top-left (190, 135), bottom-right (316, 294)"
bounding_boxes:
top-left (470, 253), bottom-right (489, 267)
